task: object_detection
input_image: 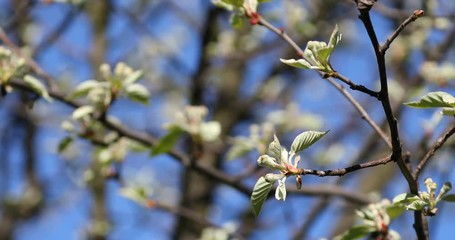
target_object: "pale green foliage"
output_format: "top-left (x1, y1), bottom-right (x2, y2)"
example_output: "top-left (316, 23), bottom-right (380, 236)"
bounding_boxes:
top-left (392, 178), bottom-right (454, 216)
top-left (280, 25), bottom-right (341, 73)
top-left (153, 106), bottom-right (221, 155)
top-left (23, 75), bottom-right (53, 102)
top-left (335, 199), bottom-right (402, 240)
top-left (251, 176), bottom-right (273, 216)
top-left (0, 46), bottom-right (26, 85)
top-left (405, 91), bottom-right (455, 116)
top-left (251, 131), bottom-right (327, 215)
top-left (71, 62), bottom-right (149, 108)
top-left (420, 61), bottom-right (455, 85)
top-left (226, 123), bottom-right (274, 160)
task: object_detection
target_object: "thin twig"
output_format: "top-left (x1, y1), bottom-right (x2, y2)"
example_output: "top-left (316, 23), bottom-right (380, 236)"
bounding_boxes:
top-left (381, 10), bottom-right (424, 53)
top-left (414, 124), bottom-right (455, 180)
top-left (299, 155), bottom-right (392, 177)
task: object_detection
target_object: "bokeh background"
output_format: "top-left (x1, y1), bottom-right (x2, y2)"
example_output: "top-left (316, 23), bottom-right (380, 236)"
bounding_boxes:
top-left (0, 0), bottom-right (455, 239)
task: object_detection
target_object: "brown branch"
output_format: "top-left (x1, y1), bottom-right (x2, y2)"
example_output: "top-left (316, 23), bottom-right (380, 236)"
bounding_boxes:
top-left (356, 5), bottom-right (426, 239)
top-left (299, 155), bottom-right (392, 177)
top-left (414, 124), bottom-right (455, 180)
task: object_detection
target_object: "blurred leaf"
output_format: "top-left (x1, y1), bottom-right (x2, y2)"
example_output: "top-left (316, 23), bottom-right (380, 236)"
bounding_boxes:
top-left (406, 199), bottom-right (427, 211)
top-left (386, 204), bottom-right (406, 219)
top-left (290, 130), bottom-right (328, 156)
top-left (57, 136), bottom-right (74, 153)
top-left (151, 127), bottom-right (183, 156)
top-left (334, 225), bottom-right (375, 240)
top-left (441, 107), bottom-right (455, 116)
top-left (23, 75), bottom-right (52, 102)
top-left (436, 182), bottom-right (452, 202)
top-left (229, 12), bottom-right (244, 28)
top-left (442, 194), bottom-right (455, 202)
top-left (280, 58), bottom-right (313, 69)
top-left (125, 83), bottom-right (150, 105)
top-left (221, 0), bottom-right (243, 7)
top-left (200, 121), bottom-right (221, 142)
top-left (392, 193), bottom-right (420, 204)
top-left (71, 79), bottom-right (100, 99)
top-left (405, 91), bottom-right (455, 108)
top-left (226, 137), bottom-right (255, 160)
top-left (251, 176), bottom-right (273, 216)
top-left (72, 105), bottom-right (95, 120)
top-left (124, 70), bottom-right (143, 85)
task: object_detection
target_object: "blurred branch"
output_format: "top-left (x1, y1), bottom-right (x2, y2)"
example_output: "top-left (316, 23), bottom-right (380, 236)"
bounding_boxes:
top-left (414, 124), bottom-right (455, 180)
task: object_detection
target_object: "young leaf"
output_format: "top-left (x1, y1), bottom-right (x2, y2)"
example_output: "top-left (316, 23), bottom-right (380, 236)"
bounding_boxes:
top-left (290, 130), bottom-right (328, 155)
top-left (125, 83), bottom-right (150, 105)
top-left (404, 91), bottom-right (455, 108)
top-left (124, 70), bottom-right (143, 85)
top-left (151, 127), bottom-right (183, 156)
top-left (280, 58), bottom-right (313, 70)
top-left (221, 0), bottom-right (243, 7)
top-left (267, 135), bottom-right (282, 160)
top-left (229, 12), bottom-right (244, 29)
top-left (442, 194), bottom-right (455, 202)
top-left (406, 199), bottom-right (427, 211)
top-left (251, 176), bottom-right (273, 216)
top-left (71, 80), bottom-right (100, 99)
top-left (23, 75), bottom-right (52, 102)
top-left (436, 182), bottom-right (452, 202)
top-left (57, 136), bottom-right (74, 153)
top-left (392, 193), bottom-right (420, 204)
top-left (441, 107), bottom-right (455, 116)
top-left (386, 204), bottom-right (405, 219)
top-left (72, 105), bottom-right (95, 120)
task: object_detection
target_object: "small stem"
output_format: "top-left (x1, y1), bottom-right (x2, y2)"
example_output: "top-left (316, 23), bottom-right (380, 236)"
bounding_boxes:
top-left (381, 10), bottom-right (425, 53)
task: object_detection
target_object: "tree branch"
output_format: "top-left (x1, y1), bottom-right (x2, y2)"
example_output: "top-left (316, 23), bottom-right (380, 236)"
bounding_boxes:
top-left (381, 10), bottom-right (424, 53)
top-left (414, 124), bottom-right (455, 180)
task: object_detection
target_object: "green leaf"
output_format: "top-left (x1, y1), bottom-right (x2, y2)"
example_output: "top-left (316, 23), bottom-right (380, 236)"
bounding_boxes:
top-left (267, 135), bottom-right (282, 160)
top-left (23, 75), bottom-right (52, 102)
top-left (221, 0), bottom-right (243, 7)
top-left (392, 193), bottom-right (420, 204)
top-left (290, 130), bottom-right (328, 155)
top-left (226, 137), bottom-right (255, 160)
top-left (441, 107), bottom-right (455, 116)
top-left (57, 136), bottom-right (74, 153)
top-left (71, 79), bottom-right (100, 99)
top-left (229, 13), bottom-right (244, 28)
top-left (280, 58), bottom-right (314, 70)
top-left (125, 83), bottom-right (150, 105)
top-left (334, 225), bottom-right (375, 240)
top-left (386, 204), bottom-right (405, 219)
top-left (442, 194), bottom-right (455, 202)
top-left (124, 70), bottom-right (143, 85)
top-left (200, 121), bottom-right (221, 142)
top-left (405, 91), bottom-right (455, 108)
top-left (406, 199), bottom-right (427, 211)
top-left (151, 127), bottom-right (183, 156)
top-left (436, 182), bottom-right (452, 202)
top-left (251, 176), bottom-right (273, 216)
top-left (72, 105), bottom-right (95, 120)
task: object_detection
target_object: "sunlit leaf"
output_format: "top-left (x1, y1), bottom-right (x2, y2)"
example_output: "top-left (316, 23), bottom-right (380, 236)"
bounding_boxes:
top-left (221, 0), bottom-right (243, 7)
top-left (406, 199), bottom-right (427, 211)
top-left (72, 105), bottom-right (95, 120)
top-left (23, 75), bottom-right (52, 102)
top-left (280, 58), bottom-right (313, 69)
top-left (441, 107), bottom-right (455, 116)
top-left (405, 91), bottom-right (455, 108)
top-left (392, 193), bottom-right (420, 204)
top-left (290, 130), bottom-right (328, 155)
top-left (251, 176), bottom-right (273, 216)
top-left (151, 127), bottom-right (183, 156)
top-left (125, 83), bottom-right (150, 105)
top-left (267, 135), bottom-right (282, 160)
top-left (71, 79), bottom-right (100, 99)
top-left (386, 204), bottom-right (405, 219)
top-left (124, 70), bottom-right (143, 85)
